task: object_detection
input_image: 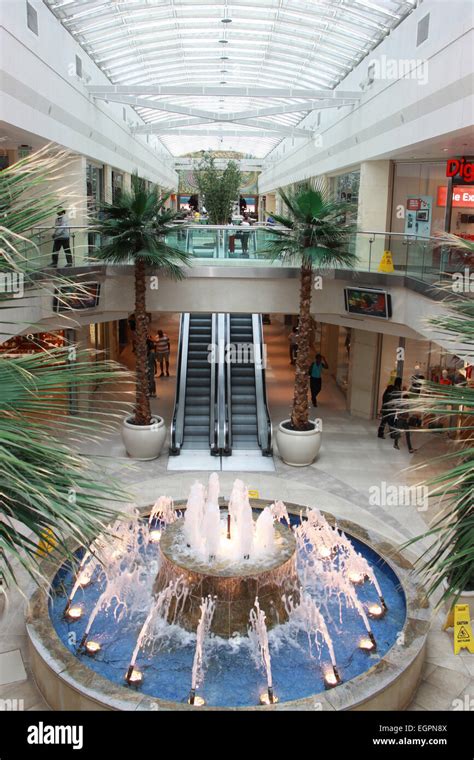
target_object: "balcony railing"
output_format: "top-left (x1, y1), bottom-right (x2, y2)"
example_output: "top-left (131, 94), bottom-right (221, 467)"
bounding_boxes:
top-left (10, 224), bottom-right (474, 288)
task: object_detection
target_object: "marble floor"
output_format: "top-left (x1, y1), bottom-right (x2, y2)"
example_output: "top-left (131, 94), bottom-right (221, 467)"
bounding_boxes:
top-left (1, 315), bottom-right (471, 712)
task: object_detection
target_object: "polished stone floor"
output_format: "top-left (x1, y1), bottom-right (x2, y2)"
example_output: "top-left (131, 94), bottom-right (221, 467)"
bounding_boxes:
top-left (1, 316), bottom-right (472, 711)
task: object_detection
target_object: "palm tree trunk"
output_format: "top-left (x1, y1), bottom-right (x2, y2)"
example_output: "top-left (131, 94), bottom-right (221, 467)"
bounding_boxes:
top-left (133, 258), bottom-right (151, 426)
top-left (290, 264), bottom-right (313, 430)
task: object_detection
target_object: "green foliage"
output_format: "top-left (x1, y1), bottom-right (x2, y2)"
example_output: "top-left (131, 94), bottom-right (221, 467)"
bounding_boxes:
top-left (194, 153), bottom-right (242, 224)
top-left (403, 293), bottom-right (474, 604)
top-left (266, 181), bottom-right (357, 270)
top-left (0, 148), bottom-right (133, 589)
top-left (94, 175), bottom-right (191, 275)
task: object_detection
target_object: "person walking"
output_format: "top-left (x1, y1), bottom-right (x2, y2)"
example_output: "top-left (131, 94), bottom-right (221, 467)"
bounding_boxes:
top-left (156, 329), bottom-right (170, 377)
top-left (308, 353), bottom-right (328, 407)
top-left (146, 340), bottom-right (157, 398)
top-left (288, 327), bottom-right (299, 365)
top-left (377, 383), bottom-right (394, 438)
top-left (50, 208), bottom-right (72, 267)
top-left (388, 377), bottom-right (415, 453)
top-left (240, 215), bottom-right (251, 256)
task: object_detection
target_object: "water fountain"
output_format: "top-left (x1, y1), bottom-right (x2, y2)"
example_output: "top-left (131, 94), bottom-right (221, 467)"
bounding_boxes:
top-left (26, 474), bottom-right (429, 710)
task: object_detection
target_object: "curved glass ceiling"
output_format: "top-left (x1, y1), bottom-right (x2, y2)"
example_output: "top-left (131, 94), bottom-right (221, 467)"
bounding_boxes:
top-left (45, 0), bottom-right (417, 157)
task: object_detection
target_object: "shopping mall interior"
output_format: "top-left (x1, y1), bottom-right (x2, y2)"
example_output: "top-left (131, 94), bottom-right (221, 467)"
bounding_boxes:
top-left (0, 0), bottom-right (473, 734)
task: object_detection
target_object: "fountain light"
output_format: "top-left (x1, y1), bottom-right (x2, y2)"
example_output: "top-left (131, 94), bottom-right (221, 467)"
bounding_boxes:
top-left (66, 605), bottom-right (83, 621)
top-left (149, 529), bottom-right (162, 543)
top-left (367, 602), bottom-right (385, 619)
top-left (359, 632), bottom-right (377, 652)
top-left (125, 666), bottom-right (143, 685)
top-left (259, 687), bottom-right (278, 705)
top-left (85, 640), bottom-right (101, 655)
top-left (77, 570), bottom-right (92, 587)
top-left (188, 689), bottom-right (205, 706)
top-left (323, 666), bottom-right (341, 689)
top-left (348, 571), bottom-right (366, 585)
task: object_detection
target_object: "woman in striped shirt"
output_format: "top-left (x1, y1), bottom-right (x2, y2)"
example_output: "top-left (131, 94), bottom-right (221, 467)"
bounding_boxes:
top-left (155, 330), bottom-right (170, 377)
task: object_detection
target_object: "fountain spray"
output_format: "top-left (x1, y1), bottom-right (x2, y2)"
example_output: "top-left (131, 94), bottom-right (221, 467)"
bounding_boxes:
top-left (188, 595), bottom-right (216, 706)
top-left (249, 598), bottom-right (277, 705)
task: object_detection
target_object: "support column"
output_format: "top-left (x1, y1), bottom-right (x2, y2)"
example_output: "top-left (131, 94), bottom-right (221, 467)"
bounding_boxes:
top-left (320, 324), bottom-right (339, 380)
top-left (347, 329), bottom-right (381, 419)
top-left (356, 161), bottom-right (393, 270)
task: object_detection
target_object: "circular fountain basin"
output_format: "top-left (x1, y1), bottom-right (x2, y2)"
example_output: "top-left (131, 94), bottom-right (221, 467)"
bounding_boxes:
top-left (26, 502), bottom-right (430, 711)
top-left (155, 517), bottom-right (299, 636)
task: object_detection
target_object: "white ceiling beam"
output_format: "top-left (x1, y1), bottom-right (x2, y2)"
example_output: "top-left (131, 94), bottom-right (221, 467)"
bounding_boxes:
top-left (133, 121), bottom-right (313, 138)
top-left (94, 94), bottom-right (221, 122)
top-left (229, 99), bottom-right (357, 121)
top-left (155, 128), bottom-right (300, 138)
top-left (87, 85), bottom-right (360, 100)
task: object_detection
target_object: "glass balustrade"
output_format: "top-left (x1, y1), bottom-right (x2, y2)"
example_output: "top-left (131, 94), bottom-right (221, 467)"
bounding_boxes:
top-left (9, 225), bottom-right (473, 290)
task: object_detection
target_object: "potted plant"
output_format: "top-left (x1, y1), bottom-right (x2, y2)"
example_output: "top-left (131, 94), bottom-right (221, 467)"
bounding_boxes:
top-left (265, 182), bottom-right (356, 465)
top-left (194, 152), bottom-right (242, 224)
top-left (95, 176), bottom-right (191, 459)
top-left (0, 148), bottom-right (131, 590)
top-left (403, 266), bottom-right (474, 621)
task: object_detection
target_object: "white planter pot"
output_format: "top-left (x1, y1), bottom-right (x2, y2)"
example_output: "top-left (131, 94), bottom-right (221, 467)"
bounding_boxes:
top-left (276, 419), bottom-right (322, 467)
top-left (121, 416), bottom-right (167, 460)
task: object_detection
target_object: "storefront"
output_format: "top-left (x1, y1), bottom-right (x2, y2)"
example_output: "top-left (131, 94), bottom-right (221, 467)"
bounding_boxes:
top-left (389, 159), bottom-right (474, 275)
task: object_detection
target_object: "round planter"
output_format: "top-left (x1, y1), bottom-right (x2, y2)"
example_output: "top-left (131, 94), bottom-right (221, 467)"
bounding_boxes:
top-left (443, 582), bottom-right (474, 622)
top-left (276, 419), bottom-right (321, 466)
top-left (121, 416), bottom-right (166, 460)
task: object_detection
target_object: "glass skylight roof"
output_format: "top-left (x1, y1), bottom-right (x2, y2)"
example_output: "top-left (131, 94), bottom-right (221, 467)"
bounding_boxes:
top-left (45, 0), bottom-right (417, 157)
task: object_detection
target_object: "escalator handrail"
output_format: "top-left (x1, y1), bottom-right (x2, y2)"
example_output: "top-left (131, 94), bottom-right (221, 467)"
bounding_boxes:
top-left (216, 313), bottom-right (228, 454)
top-left (224, 313), bottom-right (232, 454)
top-left (169, 312), bottom-right (190, 454)
top-left (209, 313), bottom-right (218, 453)
top-left (252, 313), bottom-right (273, 455)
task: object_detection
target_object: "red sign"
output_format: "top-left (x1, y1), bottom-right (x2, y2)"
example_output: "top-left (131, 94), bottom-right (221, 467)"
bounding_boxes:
top-left (446, 158), bottom-right (474, 182)
top-left (407, 198), bottom-right (422, 210)
top-left (437, 186), bottom-right (474, 208)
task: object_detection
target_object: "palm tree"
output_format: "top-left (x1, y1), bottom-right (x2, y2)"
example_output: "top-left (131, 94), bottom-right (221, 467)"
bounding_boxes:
top-left (95, 176), bottom-right (191, 426)
top-left (0, 147), bottom-right (132, 589)
top-left (266, 182), bottom-right (357, 430)
top-left (403, 239), bottom-right (474, 607)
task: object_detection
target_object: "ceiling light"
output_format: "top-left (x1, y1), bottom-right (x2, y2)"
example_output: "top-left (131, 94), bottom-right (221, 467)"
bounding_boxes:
top-left (220, 81), bottom-right (227, 85)
top-left (221, 18), bottom-right (232, 23)
top-left (220, 56), bottom-right (229, 60)
top-left (219, 39), bottom-right (229, 44)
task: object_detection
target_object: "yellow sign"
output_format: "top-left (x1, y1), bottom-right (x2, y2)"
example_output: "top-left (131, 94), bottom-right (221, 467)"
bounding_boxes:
top-left (248, 489), bottom-right (260, 499)
top-left (454, 604), bottom-right (474, 654)
top-left (378, 250), bottom-right (395, 273)
top-left (37, 527), bottom-right (57, 558)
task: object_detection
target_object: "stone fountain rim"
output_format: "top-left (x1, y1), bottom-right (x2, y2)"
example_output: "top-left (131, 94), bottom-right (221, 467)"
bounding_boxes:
top-left (26, 499), bottom-right (430, 712)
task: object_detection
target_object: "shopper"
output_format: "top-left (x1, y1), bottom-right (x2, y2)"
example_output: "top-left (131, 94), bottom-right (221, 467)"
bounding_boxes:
top-left (308, 353), bottom-right (328, 407)
top-left (288, 327), bottom-right (299, 365)
top-left (50, 208), bottom-right (72, 267)
top-left (156, 329), bottom-right (170, 377)
top-left (377, 383), bottom-right (394, 439)
top-left (388, 377), bottom-right (415, 453)
top-left (147, 342), bottom-right (157, 398)
top-left (240, 215), bottom-right (251, 256)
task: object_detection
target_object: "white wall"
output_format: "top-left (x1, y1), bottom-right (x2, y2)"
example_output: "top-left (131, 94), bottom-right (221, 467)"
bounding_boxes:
top-left (259, 0), bottom-right (474, 192)
top-left (0, 0), bottom-right (177, 187)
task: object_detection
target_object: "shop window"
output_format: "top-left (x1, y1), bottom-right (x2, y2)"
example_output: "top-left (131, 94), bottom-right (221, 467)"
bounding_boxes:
top-left (417, 14), bottom-right (429, 46)
top-left (26, 2), bottom-right (38, 35)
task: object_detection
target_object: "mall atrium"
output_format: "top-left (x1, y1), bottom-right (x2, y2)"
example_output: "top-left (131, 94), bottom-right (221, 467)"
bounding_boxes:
top-left (0, 0), bottom-right (473, 733)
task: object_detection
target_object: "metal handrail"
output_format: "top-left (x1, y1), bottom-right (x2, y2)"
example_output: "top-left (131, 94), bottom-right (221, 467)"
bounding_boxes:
top-left (252, 313), bottom-right (273, 456)
top-left (169, 312), bottom-right (190, 454)
top-left (209, 313), bottom-right (218, 455)
top-left (224, 312), bottom-right (232, 455)
top-left (216, 313), bottom-right (228, 455)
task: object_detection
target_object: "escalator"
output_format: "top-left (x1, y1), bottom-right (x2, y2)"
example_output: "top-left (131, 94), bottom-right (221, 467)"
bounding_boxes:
top-left (228, 314), bottom-right (259, 449)
top-left (170, 312), bottom-right (272, 458)
top-left (170, 313), bottom-right (216, 453)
